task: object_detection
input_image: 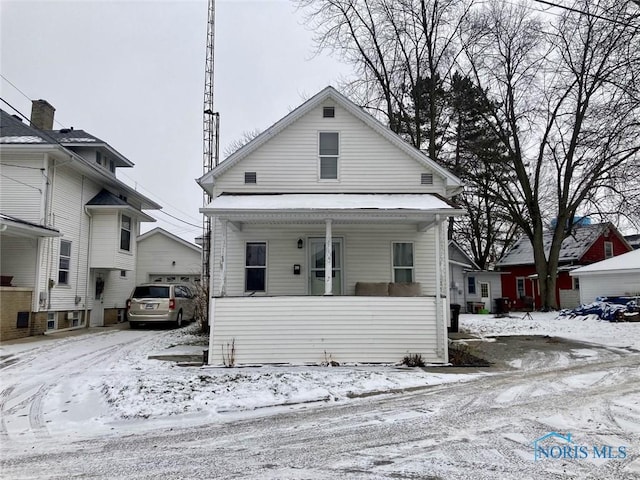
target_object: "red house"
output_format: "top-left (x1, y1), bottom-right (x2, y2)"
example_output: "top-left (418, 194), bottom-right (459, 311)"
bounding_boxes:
top-left (496, 222), bottom-right (632, 310)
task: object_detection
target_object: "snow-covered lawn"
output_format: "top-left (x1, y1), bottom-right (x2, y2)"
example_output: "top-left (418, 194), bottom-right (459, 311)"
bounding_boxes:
top-left (461, 311), bottom-right (640, 350)
top-left (1, 311), bottom-right (639, 444)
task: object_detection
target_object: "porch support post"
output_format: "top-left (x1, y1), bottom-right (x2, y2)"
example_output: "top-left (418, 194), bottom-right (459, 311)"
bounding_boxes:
top-left (434, 214), bottom-right (446, 361)
top-left (324, 218), bottom-right (333, 295)
top-left (220, 219), bottom-right (228, 297)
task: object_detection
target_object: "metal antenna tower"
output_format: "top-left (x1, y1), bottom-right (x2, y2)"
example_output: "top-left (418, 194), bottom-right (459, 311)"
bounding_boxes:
top-left (202, 0), bottom-right (219, 325)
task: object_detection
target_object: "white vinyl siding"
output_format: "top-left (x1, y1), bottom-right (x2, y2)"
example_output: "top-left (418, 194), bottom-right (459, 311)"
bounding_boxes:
top-left (210, 220), bottom-right (437, 298)
top-left (212, 103), bottom-right (444, 195)
top-left (577, 272), bottom-right (640, 305)
top-left (58, 240), bottom-right (72, 285)
top-left (135, 232), bottom-right (202, 285)
top-left (0, 152), bottom-right (47, 224)
top-left (90, 211), bottom-right (137, 271)
top-left (0, 236), bottom-right (39, 288)
top-left (211, 296), bottom-right (442, 364)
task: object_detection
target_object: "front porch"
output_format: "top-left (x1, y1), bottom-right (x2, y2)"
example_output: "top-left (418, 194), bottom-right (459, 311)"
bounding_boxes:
top-left (202, 193), bottom-right (464, 365)
top-left (209, 295), bottom-right (446, 365)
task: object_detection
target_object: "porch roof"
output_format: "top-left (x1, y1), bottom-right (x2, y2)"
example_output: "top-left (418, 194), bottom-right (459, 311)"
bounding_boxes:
top-left (0, 213), bottom-right (61, 238)
top-left (201, 193), bottom-right (465, 227)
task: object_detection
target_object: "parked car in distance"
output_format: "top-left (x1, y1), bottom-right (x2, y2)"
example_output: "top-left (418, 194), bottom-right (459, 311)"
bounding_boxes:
top-left (126, 283), bottom-right (195, 328)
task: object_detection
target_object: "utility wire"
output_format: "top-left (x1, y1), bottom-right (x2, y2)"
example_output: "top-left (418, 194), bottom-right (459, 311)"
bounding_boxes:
top-left (2, 97), bottom-right (203, 232)
top-left (532, 0), bottom-right (639, 28)
top-left (0, 74), bottom-right (68, 128)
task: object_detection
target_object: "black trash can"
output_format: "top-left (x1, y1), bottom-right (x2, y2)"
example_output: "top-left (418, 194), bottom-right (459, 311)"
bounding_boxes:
top-left (494, 297), bottom-right (510, 316)
top-left (449, 303), bottom-right (461, 333)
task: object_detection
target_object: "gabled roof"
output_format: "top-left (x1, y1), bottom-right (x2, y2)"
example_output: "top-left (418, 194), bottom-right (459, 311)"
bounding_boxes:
top-left (0, 108), bottom-right (160, 211)
top-left (137, 227), bottom-right (201, 253)
top-left (448, 240), bottom-right (480, 270)
top-left (497, 223), bottom-right (624, 267)
top-left (0, 110), bottom-right (50, 143)
top-left (197, 86), bottom-right (462, 196)
top-left (86, 189), bottom-right (155, 222)
top-left (86, 189), bottom-right (129, 206)
top-left (571, 248), bottom-right (640, 276)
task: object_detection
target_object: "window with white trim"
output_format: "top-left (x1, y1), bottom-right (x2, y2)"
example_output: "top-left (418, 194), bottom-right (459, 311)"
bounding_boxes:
top-left (516, 277), bottom-right (526, 298)
top-left (468, 276), bottom-right (476, 294)
top-left (58, 240), bottom-right (71, 285)
top-left (572, 277), bottom-right (580, 290)
top-left (604, 241), bottom-right (613, 258)
top-left (47, 312), bottom-right (57, 330)
top-left (120, 214), bottom-right (132, 251)
top-left (245, 242), bottom-right (267, 292)
top-left (319, 132), bottom-right (339, 180)
top-left (392, 242), bottom-right (414, 282)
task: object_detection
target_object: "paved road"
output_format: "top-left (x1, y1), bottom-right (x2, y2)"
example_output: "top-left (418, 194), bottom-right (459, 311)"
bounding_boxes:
top-left (1, 331), bottom-right (639, 479)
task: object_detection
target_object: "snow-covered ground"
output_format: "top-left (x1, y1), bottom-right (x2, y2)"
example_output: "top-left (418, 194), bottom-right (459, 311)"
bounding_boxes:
top-left (461, 311), bottom-right (640, 350)
top-left (1, 313), bottom-right (639, 479)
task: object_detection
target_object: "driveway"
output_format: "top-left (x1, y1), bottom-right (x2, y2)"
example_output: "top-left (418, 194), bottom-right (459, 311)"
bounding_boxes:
top-left (1, 325), bottom-right (638, 479)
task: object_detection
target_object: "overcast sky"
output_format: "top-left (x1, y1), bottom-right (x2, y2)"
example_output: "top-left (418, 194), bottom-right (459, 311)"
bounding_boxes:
top-left (0, 0), bottom-right (353, 243)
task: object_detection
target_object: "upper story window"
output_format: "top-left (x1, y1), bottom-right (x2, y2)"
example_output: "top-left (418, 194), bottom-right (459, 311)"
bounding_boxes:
top-left (323, 106), bottom-right (335, 118)
top-left (96, 152), bottom-right (102, 165)
top-left (392, 242), bottom-right (414, 282)
top-left (58, 240), bottom-right (72, 285)
top-left (120, 214), bottom-right (132, 251)
top-left (319, 132), bottom-right (339, 180)
top-left (604, 241), bottom-right (613, 258)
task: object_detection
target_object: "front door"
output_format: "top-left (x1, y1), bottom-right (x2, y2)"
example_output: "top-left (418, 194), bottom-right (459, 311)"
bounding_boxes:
top-left (90, 273), bottom-right (105, 327)
top-left (309, 238), bottom-right (343, 295)
top-left (480, 282), bottom-right (490, 311)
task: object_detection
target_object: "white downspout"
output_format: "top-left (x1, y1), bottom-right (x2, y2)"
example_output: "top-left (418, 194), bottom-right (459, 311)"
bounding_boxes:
top-left (324, 219), bottom-right (333, 295)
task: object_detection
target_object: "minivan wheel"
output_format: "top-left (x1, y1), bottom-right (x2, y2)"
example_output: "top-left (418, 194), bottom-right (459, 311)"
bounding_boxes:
top-left (174, 311), bottom-right (183, 328)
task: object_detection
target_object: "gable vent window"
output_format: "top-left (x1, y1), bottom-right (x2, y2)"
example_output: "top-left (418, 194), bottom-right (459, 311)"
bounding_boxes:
top-left (244, 171), bottom-right (257, 184)
top-left (323, 106), bottom-right (335, 118)
top-left (421, 173), bottom-right (433, 185)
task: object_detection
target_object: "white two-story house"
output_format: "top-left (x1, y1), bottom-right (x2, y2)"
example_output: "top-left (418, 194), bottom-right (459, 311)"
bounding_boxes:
top-left (199, 86), bottom-right (465, 365)
top-left (0, 100), bottom-right (160, 340)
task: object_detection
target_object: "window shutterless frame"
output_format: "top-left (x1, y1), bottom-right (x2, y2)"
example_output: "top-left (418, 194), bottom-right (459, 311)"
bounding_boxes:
top-left (58, 239), bottom-right (72, 285)
top-left (318, 131), bottom-right (339, 180)
top-left (392, 242), bottom-right (414, 282)
top-left (245, 241), bottom-right (267, 293)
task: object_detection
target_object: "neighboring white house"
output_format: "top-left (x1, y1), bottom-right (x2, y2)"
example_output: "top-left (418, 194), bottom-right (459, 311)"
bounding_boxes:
top-left (136, 227), bottom-right (201, 286)
top-left (0, 102), bottom-right (160, 340)
top-left (570, 248), bottom-right (640, 305)
top-left (198, 86), bottom-right (465, 365)
top-left (448, 241), bottom-right (504, 313)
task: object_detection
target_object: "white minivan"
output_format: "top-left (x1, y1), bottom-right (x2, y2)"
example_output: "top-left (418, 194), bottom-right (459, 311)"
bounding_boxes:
top-left (126, 283), bottom-right (195, 328)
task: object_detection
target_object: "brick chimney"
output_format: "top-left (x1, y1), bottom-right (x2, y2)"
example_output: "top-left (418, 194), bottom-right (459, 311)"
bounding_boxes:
top-left (30, 99), bottom-right (56, 130)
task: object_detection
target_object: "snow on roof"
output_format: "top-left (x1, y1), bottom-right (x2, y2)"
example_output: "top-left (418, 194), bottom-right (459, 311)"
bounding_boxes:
top-left (0, 136), bottom-right (46, 143)
top-left (497, 223), bottom-right (610, 267)
top-left (204, 193), bottom-right (457, 212)
top-left (571, 248), bottom-right (640, 275)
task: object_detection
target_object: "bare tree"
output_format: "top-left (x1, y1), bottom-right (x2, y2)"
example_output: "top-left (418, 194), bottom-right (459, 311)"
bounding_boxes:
top-left (296, 0), bottom-right (473, 159)
top-left (223, 128), bottom-right (262, 159)
top-left (462, 0), bottom-right (640, 309)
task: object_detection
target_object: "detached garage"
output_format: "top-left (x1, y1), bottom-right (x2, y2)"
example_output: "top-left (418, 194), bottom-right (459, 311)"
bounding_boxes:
top-left (571, 248), bottom-right (640, 305)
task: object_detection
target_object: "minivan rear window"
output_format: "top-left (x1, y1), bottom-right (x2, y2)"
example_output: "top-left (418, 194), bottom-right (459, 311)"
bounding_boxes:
top-left (132, 286), bottom-right (170, 298)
